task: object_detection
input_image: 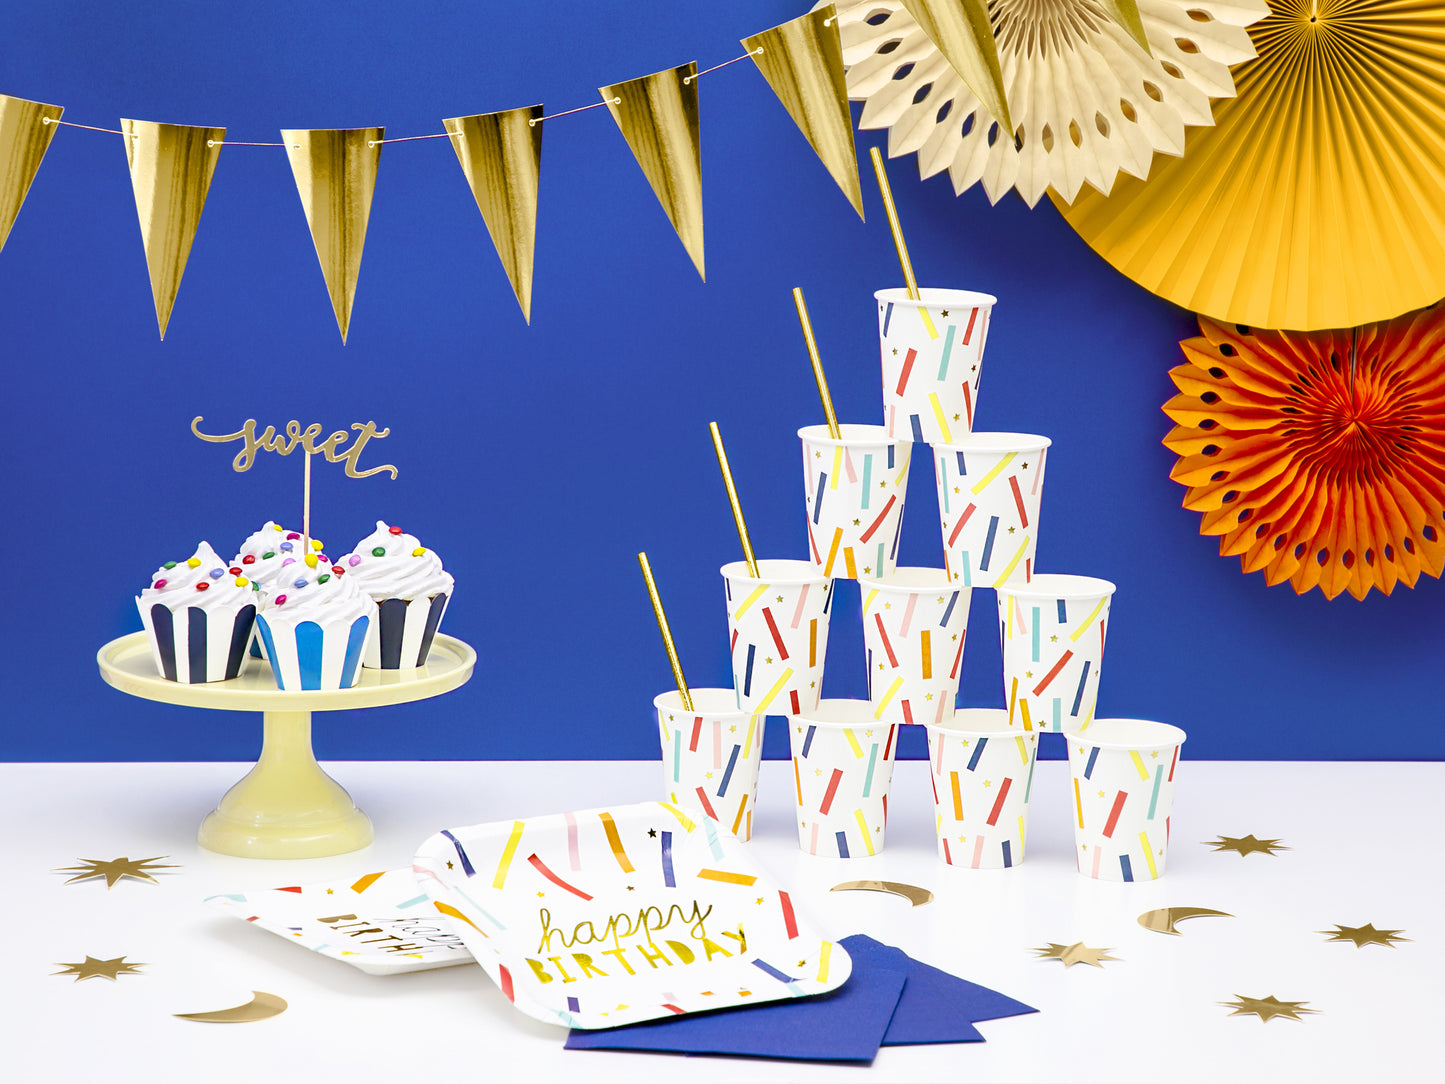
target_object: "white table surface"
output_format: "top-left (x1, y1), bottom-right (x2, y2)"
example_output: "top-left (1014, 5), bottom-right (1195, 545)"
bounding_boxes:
top-left (2, 758), bottom-right (1439, 1083)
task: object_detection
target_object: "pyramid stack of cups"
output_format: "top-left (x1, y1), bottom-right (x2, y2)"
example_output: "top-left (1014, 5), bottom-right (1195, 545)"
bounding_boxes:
top-left (653, 286), bottom-right (1185, 881)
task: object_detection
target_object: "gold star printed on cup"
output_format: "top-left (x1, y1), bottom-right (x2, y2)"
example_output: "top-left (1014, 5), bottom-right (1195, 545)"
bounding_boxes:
top-left (1205, 835), bottom-right (1290, 857)
top-left (1032, 942), bottom-right (1119, 968)
top-left (1319, 923), bottom-right (1410, 949)
top-left (53, 956), bottom-right (146, 982)
top-left (55, 856), bottom-right (178, 888)
top-left (1219, 994), bottom-right (1318, 1023)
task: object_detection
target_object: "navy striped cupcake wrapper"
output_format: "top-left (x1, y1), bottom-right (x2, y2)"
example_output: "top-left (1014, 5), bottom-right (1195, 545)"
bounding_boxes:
top-left (364, 592), bottom-right (449, 669)
top-left (138, 601), bottom-right (256, 683)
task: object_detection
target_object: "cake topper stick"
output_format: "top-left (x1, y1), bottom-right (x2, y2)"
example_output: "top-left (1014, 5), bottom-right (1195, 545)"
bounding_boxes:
top-left (793, 287), bottom-right (840, 439)
top-left (870, 146), bottom-right (919, 300)
top-left (708, 422), bottom-right (760, 578)
top-left (637, 552), bottom-right (694, 711)
top-left (302, 447), bottom-right (312, 554)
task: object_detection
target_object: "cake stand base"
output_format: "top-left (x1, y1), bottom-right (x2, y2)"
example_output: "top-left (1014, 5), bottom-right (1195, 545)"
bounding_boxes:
top-left (197, 709), bottom-right (374, 859)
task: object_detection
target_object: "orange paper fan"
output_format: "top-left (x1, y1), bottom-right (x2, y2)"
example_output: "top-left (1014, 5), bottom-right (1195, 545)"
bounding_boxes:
top-left (1163, 308), bottom-right (1445, 600)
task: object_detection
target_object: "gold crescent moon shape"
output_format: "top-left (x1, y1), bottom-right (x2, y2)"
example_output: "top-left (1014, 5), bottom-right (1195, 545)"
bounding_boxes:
top-left (174, 990), bottom-right (288, 1023)
top-left (830, 880), bottom-right (933, 907)
top-left (1137, 907), bottom-right (1233, 936)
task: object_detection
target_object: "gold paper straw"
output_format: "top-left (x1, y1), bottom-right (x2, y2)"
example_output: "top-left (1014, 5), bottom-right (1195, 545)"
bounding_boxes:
top-left (637, 552), bottom-right (693, 712)
top-left (870, 146), bottom-right (919, 300)
top-left (708, 422), bottom-right (760, 578)
top-left (793, 287), bottom-right (840, 439)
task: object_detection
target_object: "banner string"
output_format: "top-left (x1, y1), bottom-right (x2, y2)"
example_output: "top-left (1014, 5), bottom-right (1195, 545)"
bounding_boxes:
top-left (42, 117), bottom-right (134, 137)
top-left (370, 132), bottom-right (455, 146)
top-left (208, 140), bottom-right (295, 147)
top-left (531, 98), bottom-right (618, 127)
top-left (686, 49), bottom-right (762, 84)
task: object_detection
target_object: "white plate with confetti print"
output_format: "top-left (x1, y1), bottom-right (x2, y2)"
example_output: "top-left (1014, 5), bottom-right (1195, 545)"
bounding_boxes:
top-left (413, 800), bottom-right (852, 1029)
top-left (206, 868), bottom-right (473, 976)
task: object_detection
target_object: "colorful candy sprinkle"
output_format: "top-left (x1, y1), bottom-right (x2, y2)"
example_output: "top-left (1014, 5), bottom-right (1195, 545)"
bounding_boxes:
top-left (209, 568), bottom-right (225, 579)
top-left (304, 554), bottom-right (319, 569)
top-left (229, 566), bottom-right (242, 575)
top-left (371, 547), bottom-right (386, 557)
top-left (332, 566), bottom-right (345, 576)
top-left (234, 576), bottom-right (248, 587)
top-left (154, 578), bottom-right (167, 589)
top-left (242, 554), bottom-right (256, 565)
top-left (262, 551), bottom-right (275, 560)
top-left (187, 557), bottom-right (202, 569)
top-left (293, 578), bottom-right (308, 588)
top-left (280, 557), bottom-right (295, 567)
top-left (311, 539), bottom-right (324, 551)
top-left (286, 532), bottom-right (301, 540)
top-left (348, 555), bottom-right (361, 567)
top-left (279, 542), bottom-right (293, 552)
top-left (412, 547), bottom-right (426, 557)
top-left (163, 561), bottom-right (177, 570)
top-left (275, 594), bottom-right (287, 605)
top-left (195, 582), bottom-right (209, 591)
top-left (388, 525), bottom-right (403, 535)
top-left (317, 574), bottom-right (331, 584)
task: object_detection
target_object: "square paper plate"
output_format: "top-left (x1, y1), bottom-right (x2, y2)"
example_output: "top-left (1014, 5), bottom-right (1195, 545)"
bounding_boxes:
top-left (413, 800), bottom-right (851, 1029)
top-left (206, 868), bottom-right (473, 976)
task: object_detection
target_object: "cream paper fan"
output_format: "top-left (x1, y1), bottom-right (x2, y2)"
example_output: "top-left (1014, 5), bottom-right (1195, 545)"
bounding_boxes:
top-left (826, 0), bottom-right (1267, 206)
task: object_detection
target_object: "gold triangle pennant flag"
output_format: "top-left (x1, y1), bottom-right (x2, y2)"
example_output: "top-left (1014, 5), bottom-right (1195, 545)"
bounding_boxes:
top-left (445, 106), bottom-right (543, 323)
top-left (744, 6), bottom-right (863, 219)
top-left (601, 63), bottom-right (704, 280)
top-left (0, 93), bottom-right (63, 255)
top-left (121, 119), bottom-right (225, 339)
top-left (898, 0), bottom-right (1012, 134)
top-left (281, 127), bottom-right (383, 343)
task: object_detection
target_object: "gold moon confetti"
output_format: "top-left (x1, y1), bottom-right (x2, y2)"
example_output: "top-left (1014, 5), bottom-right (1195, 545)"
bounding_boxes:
top-left (175, 990), bottom-right (288, 1023)
top-left (1137, 907), bottom-right (1233, 935)
top-left (829, 880), bottom-right (934, 907)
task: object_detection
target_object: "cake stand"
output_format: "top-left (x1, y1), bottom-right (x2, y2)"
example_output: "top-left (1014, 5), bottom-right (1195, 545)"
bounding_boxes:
top-left (97, 631), bottom-right (476, 859)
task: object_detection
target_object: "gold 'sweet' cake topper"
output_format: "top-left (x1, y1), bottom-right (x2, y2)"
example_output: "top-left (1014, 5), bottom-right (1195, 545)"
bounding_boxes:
top-left (190, 416), bottom-right (398, 478)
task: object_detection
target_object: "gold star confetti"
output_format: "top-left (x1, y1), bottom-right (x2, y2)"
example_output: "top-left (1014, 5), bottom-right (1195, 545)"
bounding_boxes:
top-left (53, 956), bottom-right (147, 982)
top-left (1032, 942), bottom-right (1119, 968)
top-left (1205, 835), bottom-right (1290, 857)
top-left (55, 856), bottom-right (178, 888)
top-left (1219, 994), bottom-right (1318, 1023)
top-left (853, 519), bottom-right (861, 526)
top-left (1319, 923), bottom-right (1410, 949)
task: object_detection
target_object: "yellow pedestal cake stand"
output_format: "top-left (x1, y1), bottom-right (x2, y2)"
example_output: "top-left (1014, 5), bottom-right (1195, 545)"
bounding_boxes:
top-left (97, 631), bottom-right (476, 859)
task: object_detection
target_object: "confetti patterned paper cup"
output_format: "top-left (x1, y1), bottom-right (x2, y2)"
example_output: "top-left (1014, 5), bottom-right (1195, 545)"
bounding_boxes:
top-left (1065, 718), bottom-right (1186, 882)
top-left (654, 689), bottom-right (765, 841)
top-left (799, 423), bottom-right (912, 580)
top-left (996, 574), bottom-right (1116, 733)
top-left (876, 287), bottom-right (995, 445)
top-left (722, 559), bottom-right (834, 716)
top-left (857, 567), bottom-right (971, 727)
top-left (789, 699), bottom-right (898, 858)
top-left (924, 708), bottom-right (1038, 869)
top-left (933, 432), bottom-right (1050, 587)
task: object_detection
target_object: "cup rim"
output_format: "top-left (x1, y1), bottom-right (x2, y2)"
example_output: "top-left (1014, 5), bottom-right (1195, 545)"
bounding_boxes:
top-left (653, 688), bottom-right (757, 717)
top-left (721, 558), bottom-right (831, 586)
top-left (932, 431), bottom-right (1052, 454)
top-left (857, 566), bottom-right (955, 591)
top-left (798, 422), bottom-right (901, 446)
top-left (996, 573), bottom-right (1117, 599)
top-left (875, 287), bottom-right (997, 308)
top-left (1064, 718), bottom-right (1187, 749)
top-left (923, 707), bottom-right (1024, 738)
top-left (795, 698), bottom-right (887, 729)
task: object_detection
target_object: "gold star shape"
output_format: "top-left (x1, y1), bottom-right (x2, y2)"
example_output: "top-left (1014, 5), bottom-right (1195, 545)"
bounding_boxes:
top-left (1032, 943), bottom-right (1119, 968)
top-left (325, 888), bottom-right (334, 894)
top-left (878, 662), bottom-right (885, 670)
top-left (810, 680), bottom-right (816, 687)
top-left (953, 486), bottom-right (960, 494)
top-left (892, 348), bottom-right (898, 355)
top-left (815, 768), bottom-right (823, 776)
top-left (55, 856), bottom-right (178, 888)
top-left (853, 519), bottom-right (861, 526)
top-left (1007, 526), bottom-right (1016, 534)
top-left (537, 891), bottom-right (545, 897)
top-left (755, 897), bottom-right (765, 905)
top-left (936, 596), bottom-right (945, 603)
top-left (53, 956), bottom-right (146, 982)
top-left (879, 481), bottom-right (886, 488)
top-left (815, 451), bottom-right (822, 458)
top-left (1050, 635), bottom-right (1058, 642)
top-left (1151, 751), bottom-right (1159, 758)
top-left (798, 959), bottom-right (808, 968)
top-left (705, 772), bottom-right (714, 779)
top-left (953, 413), bottom-right (961, 421)
top-left (1219, 994), bottom-right (1318, 1023)
top-left (446, 860), bottom-right (454, 870)
top-left (1319, 923), bottom-right (1410, 949)
top-left (1097, 790), bottom-right (1105, 798)
top-left (925, 693), bottom-right (933, 701)
top-left (983, 780), bottom-right (992, 788)
top-left (883, 602), bottom-right (892, 609)
top-left (1205, 834), bottom-right (1290, 857)
top-left (626, 885), bottom-right (635, 891)
top-left (952, 634), bottom-right (958, 640)
top-left (648, 829), bottom-right (657, 838)
top-left (1025, 671), bottom-right (1033, 678)
top-left (941, 309), bottom-right (950, 317)
top-left (775, 595), bottom-right (784, 602)
top-left (729, 725), bottom-right (737, 732)
top-left (865, 729), bottom-right (874, 737)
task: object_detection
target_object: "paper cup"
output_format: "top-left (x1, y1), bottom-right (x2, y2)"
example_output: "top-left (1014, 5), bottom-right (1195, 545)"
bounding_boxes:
top-left (799, 423), bottom-right (912, 580)
top-left (789, 699), bottom-right (898, 858)
top-left (857, 567), bottom-right (970, 727)
top-left (1066, 719), bottom-right (1186, 881)
top-left (654, 689), bottom-right (764, 841)
top-left (136, 600), bottom-right (257, 683)
top-left (925, 709), bottom-right (1039, 868)
top-left (255, 612), bottom-right (372, 691)
top-left (722, 559), bottom-right (833, 716)
top-left (877, 287), bottom-right (995, 445)
top-left (996, 574), bottom-right (1115, 733)
top-left (363, 592), bottom-right (451, 668)
top-left (933, 432), bottom-right (1050, 587)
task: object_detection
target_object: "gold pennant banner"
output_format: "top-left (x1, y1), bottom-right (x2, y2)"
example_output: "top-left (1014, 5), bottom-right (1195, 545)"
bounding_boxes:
top-left (0, 93), bottom-right (63, 254)
top-left (601, 63), bottom-right (705, 280)
top-left (744, 5), bottom-right (863, 219)
top-left (122, 119), bottom-right (225, 339)
top-left (282, 127), bottom-right (383, 343)
top-left (445, 106), bottom-right (543, 323)
top-left (898, 0), bottom-right (1012, 134)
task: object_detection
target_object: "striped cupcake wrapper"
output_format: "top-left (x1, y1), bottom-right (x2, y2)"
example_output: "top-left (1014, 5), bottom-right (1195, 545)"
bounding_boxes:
top-left (363, 592), bottom-right (449, 669)
top-left (256, 613), bottom-right (370, 690)
top-left (137, 601), bottom-right (257, 684)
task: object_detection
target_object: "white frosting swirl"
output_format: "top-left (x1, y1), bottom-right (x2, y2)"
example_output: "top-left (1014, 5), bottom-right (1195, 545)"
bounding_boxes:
top-left (340, 520), bottom-right (454, 601)
top-left (232, 521), bottom-right (326, 587)
top-left (257, 556), bottom-right (373, 627)
top-left (137, 541), bottom-right (259, 613)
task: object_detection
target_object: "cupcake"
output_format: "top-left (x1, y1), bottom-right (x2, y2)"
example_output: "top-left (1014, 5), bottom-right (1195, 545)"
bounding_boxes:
top-left (340, 521), bottom-right (454, 668)
top-left (136, 541), bottom-right (260, 683)
top-left (253, 553), bottom-right (375, 691)
top-left (232, 522), bottom-right (327, 658)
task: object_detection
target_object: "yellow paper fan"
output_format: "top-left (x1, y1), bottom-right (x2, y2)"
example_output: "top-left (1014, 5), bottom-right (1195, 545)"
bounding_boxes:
top-left (1058, 0), bottom-right (1445, 331)
top-left (828, 0), bottom-right (1266, 207)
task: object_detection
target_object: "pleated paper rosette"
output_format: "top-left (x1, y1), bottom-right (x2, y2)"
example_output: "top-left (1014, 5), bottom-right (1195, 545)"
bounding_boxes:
top-left (1163, 308), bottom-right (1445, 600)
top-left (825, 0), bottom-right (1266, 206)
top-left (1059, 0), bottom-right (1445, 330)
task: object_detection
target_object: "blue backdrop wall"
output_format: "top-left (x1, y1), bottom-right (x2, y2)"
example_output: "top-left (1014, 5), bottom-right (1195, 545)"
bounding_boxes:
top-left (3, 0), bottom-right (1441, 764)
